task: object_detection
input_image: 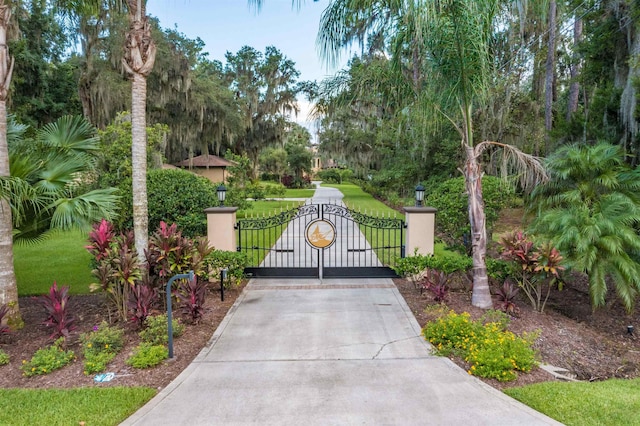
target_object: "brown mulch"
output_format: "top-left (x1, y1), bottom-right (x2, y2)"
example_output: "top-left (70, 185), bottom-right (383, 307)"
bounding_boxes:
top-left (0, 283), bottom-right (246, 390)
top-left (395, 274), bottom-right (640, 390)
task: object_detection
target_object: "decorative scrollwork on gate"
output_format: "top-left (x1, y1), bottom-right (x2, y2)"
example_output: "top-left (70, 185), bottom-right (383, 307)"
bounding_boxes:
top-left (237, 204), bottom-right (318, 230)
top-left (322, 204), bottom-right (403, 229)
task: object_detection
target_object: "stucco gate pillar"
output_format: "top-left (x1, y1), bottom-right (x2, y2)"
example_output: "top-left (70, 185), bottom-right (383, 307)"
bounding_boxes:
top-left (403, 206), bottom-right (437, 256)
top-left (204, 207), bottom-right (238, 251)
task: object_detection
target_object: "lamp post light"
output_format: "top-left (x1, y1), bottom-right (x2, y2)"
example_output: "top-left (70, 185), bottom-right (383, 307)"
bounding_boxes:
top-left (217, 184), bottom-right (227, 207)
top-left (415, 183), bottom-right (425, 207)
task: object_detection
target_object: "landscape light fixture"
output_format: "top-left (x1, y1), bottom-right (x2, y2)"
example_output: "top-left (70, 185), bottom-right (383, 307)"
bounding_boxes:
top-left (415, 183), bottom-right (425, 207)
top-left (217, 184), bottom-right (227, 207)
top-left (628, 325), bottom-right (634, 336)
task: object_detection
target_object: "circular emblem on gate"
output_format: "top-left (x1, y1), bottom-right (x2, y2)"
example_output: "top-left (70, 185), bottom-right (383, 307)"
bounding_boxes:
top-left (305, 219), bottom-right (336, 249)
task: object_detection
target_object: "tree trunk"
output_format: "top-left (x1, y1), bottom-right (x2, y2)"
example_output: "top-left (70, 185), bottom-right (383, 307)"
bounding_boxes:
top-left (123, 1), bottom-right (156, 260)
top-left (0, 2), bottom-right (20, 324)
top-left (544, 0), bottom-right (557, 150)
top-left (131, 72), bottom-right (148, 260)
top-left (566, 15), bottom-right (582, 121)
top-left (464, 145), bottom-right (492, 309)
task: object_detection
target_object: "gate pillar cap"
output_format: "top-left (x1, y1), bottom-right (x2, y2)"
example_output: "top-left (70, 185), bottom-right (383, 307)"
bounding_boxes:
top-left (204, 207), bottom-right (239, 214)
top-left (403, 206), bottom-right (437, 213)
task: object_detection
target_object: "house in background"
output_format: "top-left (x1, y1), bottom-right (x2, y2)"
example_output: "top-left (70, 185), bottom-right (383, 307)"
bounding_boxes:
top-left (174, 154), bottom-right (234, 183)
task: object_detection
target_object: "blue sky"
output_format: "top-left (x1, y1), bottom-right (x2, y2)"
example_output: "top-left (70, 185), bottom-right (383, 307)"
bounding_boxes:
top-left (147, 0), bottom-right (350, 138)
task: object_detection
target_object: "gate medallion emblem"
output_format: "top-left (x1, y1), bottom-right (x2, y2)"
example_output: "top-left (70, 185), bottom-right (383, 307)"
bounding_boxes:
top-left (305, 219), bottom-right (336, 249)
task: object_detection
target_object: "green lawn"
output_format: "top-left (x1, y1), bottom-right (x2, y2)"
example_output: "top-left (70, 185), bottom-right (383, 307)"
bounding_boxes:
top-left (282, 188), bottom-right (315, 198)
top-left (322, 183), bottom-right (404, 218)
top-left (13, 229), bottom-right (94, 296)
top-left (504, 378), bottom-right (640, 426)
top-left (0, 387), bottom-right (156, 426)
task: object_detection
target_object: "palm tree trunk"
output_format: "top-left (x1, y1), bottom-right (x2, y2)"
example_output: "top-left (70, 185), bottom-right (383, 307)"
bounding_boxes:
top-left (0, 2), bottom-right (19, 323)
top-left (464, 145), bottom-right (492, 309)
top-left (123, 0), bottom-right (156, 260)
top-left (131, 72), bottom-right (148, 259)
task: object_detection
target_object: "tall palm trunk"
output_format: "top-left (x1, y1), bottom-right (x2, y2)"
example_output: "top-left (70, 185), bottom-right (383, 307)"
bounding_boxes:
top-left (123, 0), bottom-right (156, 260)
top-left (544, 0), bottom-right (557, 150)
top-left (566, 14), bottom-right (582, 121)
top-left (0, 2), bottom-right (19, 323)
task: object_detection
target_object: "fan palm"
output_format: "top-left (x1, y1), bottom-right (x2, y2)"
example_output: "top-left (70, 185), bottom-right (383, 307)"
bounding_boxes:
top-left (529, 142), bottom-right (640, 311)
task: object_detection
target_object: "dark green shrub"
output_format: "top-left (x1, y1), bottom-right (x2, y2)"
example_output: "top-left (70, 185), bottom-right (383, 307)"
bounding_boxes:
top-left (115, 169), bottom-right (217, 237)
top-left (426, 176), bottom-right (514, 244)
top-left (139, 314), bottom-right (185, 346)
top-left (205, 250), bottom-right (248, 288)
top-left (126, 343), bottom-right (168, 369)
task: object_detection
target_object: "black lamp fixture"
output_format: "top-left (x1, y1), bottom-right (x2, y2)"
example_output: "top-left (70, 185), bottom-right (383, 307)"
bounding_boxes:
top-left (415, 183), bottom-right (425, 207)
top-left (217, 184), bottom-right (227, 207)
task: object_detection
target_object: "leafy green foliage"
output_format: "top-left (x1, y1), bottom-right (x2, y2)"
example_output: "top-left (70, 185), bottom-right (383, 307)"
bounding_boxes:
top-left (37, 282), bottom-right (76, 340)
top-left (423, 312), bottom-right (538, 382)
top-left (114, 169), bottom-right (217, 237)
top-left (139, 314), bottom-right (185, 346)
top-left (529, 143), bottom-right (640, 311)
top-left (126, 344), bottom-right (168, 369)
top-left (426, 176), bottom-right (514, 246)
top-left (21, 338), bottom-right (75, 377)
top-left (205, 250), bottom-right (248, 288)
top-left (80, 322), bottom-right (124, 375)
top-left (0, 349), bottom-right (9, 366)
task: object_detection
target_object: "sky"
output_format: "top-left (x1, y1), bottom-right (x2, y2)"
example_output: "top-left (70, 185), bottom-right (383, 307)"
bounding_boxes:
top-left (146, 0), bottom-right (351, 137)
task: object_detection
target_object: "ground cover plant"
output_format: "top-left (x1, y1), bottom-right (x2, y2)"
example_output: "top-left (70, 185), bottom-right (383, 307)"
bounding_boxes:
top-left (80, 322), bottom-right (125, 375)
top-left (21, 338), bottom-right (75, 377)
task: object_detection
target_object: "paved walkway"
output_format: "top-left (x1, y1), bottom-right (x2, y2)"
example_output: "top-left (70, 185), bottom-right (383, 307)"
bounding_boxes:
top-left (122, 185), bottom-right (560, 425)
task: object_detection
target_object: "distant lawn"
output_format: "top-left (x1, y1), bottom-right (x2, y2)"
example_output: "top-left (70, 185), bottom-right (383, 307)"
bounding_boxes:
top-left (0, 387), bottom-right (156, 426)
top-left (504, 378), bottom-right (640, 426)
top-left (282, 188), bottom-right (315, 198)
top-left (13, 229), bottom-right (93, 296)
top-left (322, 183), bottom-right (403, 219)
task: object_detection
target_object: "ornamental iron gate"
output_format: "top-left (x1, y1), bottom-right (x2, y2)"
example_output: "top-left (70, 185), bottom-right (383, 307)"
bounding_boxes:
top-left (236, 203), bottom-right (405, 278)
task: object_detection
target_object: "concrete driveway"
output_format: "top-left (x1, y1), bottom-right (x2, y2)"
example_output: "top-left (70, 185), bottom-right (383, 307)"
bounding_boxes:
top-left (122, 278), bottom-right (561, 425)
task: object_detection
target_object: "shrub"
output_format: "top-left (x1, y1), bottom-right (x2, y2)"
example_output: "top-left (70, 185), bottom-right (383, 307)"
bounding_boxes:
top-left (128, 283), bottom-right (158, 328)
top-left (21, 338), bottom-right (75, 377)
top-left (423, 311), bottom-right (538, 382)
top-left (495, 280), bottom-right (520, 316)
top-left (0, 349), bottom-right (9, 366)
top-left (126, 343), bottom-right (168, 369)
top-left (139, 314), bottom-right (185, 346)
top-left (80, 322), bottom-right (125, 375)
top-left (114, 169), bottom-right (218, 237)
top-left (419, 269), bottom-right (450, 302)
top-left (205, 250), bottom-right (248, 288)
top-left (177, 278), bottom-right (207, 324)
top-left (38, 282), bottom-right (76, 340)
top-left (425, 176), bottom-right (514, 246)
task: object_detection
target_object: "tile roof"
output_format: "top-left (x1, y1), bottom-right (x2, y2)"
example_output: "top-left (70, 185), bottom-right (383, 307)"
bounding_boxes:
top-left (174, 154), bottom-right (234, 168)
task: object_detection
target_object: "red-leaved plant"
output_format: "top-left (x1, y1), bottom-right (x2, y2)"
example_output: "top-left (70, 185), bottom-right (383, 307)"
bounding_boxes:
top-left (128, 280), bottom-right (158, 328)
top-left (85, 219), bottom-right (115, 262)
top-left (38, 282), bottom-right (76, 340)
top-left (419, 269), bottom-right (450, 302)
top-left (495, 280), bottom-right (520, 316)
top-left (500, 231), bottom-right (564, 313)
top-left (177, 277), bottom-right (207, 324)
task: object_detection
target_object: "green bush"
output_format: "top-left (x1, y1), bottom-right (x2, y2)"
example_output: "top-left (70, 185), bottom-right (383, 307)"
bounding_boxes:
top-left (423, 311), bottom-right (538, 382)
top-left (205, 250), bottom-right (248, 288)
top-left (21, 338), bottom-right (75, 377)
top-left (426, 176), bottom-right (514, 244)
top-left (126, 343), bottom-right (168, 369)
top-left (139, 314), bottom-right (185, 346)
top-left (115, 169), bottom-right (218, 237)
top-left (0, 349), bottom-right (9, 366)
top-left (80, 322), bottom-right (125, 375)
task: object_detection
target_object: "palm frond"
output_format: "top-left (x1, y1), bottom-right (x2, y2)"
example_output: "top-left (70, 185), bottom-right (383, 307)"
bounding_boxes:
top-left (475, 141), bottom-right (547, 190)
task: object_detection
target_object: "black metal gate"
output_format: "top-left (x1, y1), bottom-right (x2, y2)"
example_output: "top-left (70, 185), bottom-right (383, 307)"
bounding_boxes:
top-left (236, 203), bottom-right (405, 278)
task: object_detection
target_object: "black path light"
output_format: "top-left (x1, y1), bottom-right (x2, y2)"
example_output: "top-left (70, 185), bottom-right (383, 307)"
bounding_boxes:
top-left (217, 184), bottom-right (227, 207)
top-left (415, 183), bottom-right (425, 207)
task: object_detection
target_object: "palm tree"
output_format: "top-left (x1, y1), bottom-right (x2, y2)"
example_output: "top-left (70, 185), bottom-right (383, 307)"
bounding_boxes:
top-left (122, 0), bottom-right (156, 260)
top-left (318, 0), bottom-right (547, 309)
top-left (0, 1), bottom-right (17, 322)
top-left (529, 143), bottom-right (640, 311)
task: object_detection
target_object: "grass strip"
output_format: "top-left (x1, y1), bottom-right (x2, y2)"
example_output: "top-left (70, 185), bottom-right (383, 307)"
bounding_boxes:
top-left (504, 378), bottom-right (640, 426)
top-left (0, 387), bottom-right (156, 426)
top-left (14, 229), bottom-right (94, 296)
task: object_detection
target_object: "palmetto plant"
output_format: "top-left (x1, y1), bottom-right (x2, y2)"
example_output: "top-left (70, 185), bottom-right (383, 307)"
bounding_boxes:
top-left (529, 142), bottom-right (640, 311)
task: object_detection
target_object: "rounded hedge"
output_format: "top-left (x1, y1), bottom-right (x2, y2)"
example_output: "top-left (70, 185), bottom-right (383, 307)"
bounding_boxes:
top-left (115, 169), bottom-right (218, 237)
